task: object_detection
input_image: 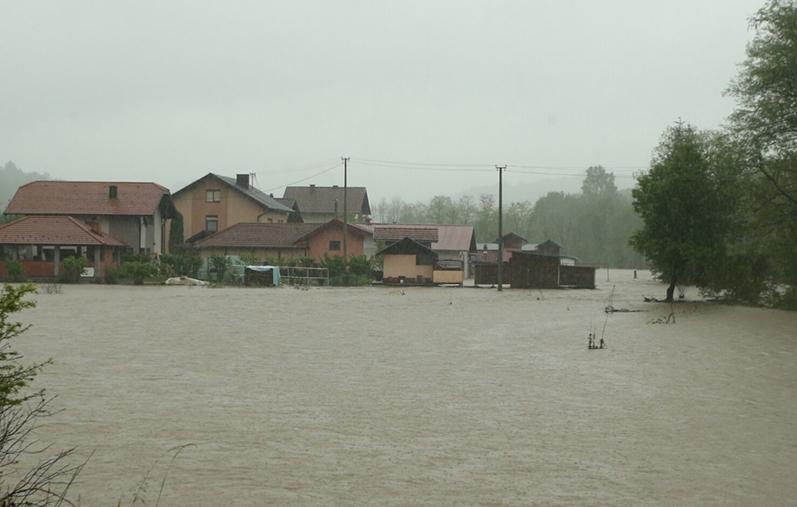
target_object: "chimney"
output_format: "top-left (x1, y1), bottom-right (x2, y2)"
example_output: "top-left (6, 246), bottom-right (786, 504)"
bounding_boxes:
top-left (109, 185), bottom-right (118, 199)
top-left (236, 174), bottom-right (250, 189)
top-left (332, 184), bottom-right (338, 188)
top-left (309, 183), bottom-right (316, 191)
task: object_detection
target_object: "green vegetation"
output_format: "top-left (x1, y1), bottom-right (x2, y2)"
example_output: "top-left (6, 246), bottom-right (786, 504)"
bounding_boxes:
top-left (631, 0), bottom-right (797, 307)
top-left (4, 260), bottom-right (23, 282)
top-left (59, 256), bottom-right (87, 283)
top-left (209, 256), bottom-right (231, 283)
top-left (0, 284), bottom-right (82, 503)
top-left (121, 261), bottom-right (155, 285)
top-left (371, 168), bottom-right (643, 268)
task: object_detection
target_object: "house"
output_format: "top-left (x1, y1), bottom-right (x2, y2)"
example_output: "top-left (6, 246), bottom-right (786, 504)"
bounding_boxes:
top-left (282, 184), bottom-right (370, 223)
top-left (294, 219), bottom-right (375, 261)
top-left (191, 219), bottom-right (375, 264)
top-left (373, 224), bottom-right (476, 277)
top-left (0, 216), bottom-right (125, 280)
top-left (376, 237), bottom-right (438, 285)
top-left (4, 180), bottom-right (175, 255)
top-left (171, 173), bottom-right (297, 244)
top-left (192, 222), bottom-right (319, 262)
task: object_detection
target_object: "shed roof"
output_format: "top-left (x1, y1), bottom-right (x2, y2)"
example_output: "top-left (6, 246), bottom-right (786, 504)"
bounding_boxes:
top-left (5, 181), bottom-right (170, 216)
top-left (283, 185), bottom-right (370, 215)
top-left (374, 224), bottom-right (475, 252)
top-left (373, 226), bottom-right (438, 243)
top-left (293, 218), bottom-right (372, 243)
top-left (0, 216), bottom-right (126, 246)
top-left (193, 222), bottom-right (319, 249)
top-left (376, 237), bottom-right (438, 257)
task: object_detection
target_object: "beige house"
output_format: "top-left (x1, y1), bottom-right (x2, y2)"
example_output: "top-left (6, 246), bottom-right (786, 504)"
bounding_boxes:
top-left (172, 173), bottom-right (298, 244)
top-left (377, 237), bottom-right (438, 285)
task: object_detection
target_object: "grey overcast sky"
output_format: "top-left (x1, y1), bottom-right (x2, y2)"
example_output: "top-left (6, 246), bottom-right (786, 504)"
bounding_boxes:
top-left (1, 0), bottom-right (763, 201)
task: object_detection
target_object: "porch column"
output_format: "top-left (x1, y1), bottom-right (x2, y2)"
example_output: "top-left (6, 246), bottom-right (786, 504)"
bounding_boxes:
top-left (53, 246), bottom-right (60, 277)
top-left (94, 246), bottom-right (102, 279)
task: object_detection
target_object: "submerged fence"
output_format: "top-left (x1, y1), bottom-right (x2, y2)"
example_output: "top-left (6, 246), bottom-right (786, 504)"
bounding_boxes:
top-left (280, 266), bottom-right (330, 286)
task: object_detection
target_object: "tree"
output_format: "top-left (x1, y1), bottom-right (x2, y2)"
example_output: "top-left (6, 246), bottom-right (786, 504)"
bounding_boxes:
top-left (728, 0), bottom-right (797, 207)
top-left (581, 165), bottom-right (617, 196)
top-left (168, 212), bottom-right (185, 253)
top-left (631, 122), bottom-right (731, 301)
top-left (0, 284), bottom-right (82, 505)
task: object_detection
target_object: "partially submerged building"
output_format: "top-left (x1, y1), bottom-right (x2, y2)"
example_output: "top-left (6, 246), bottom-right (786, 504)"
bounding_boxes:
top-left (0, 215), bottom-right (125, 280)
top-left (373, 224), bottom-right (476, 277)
top-left (172, 173), bottom-right (298, 245)
top-left (5, 180), bottom-right (176, 255)
top-left (376, 237), bottom-right (438, 285)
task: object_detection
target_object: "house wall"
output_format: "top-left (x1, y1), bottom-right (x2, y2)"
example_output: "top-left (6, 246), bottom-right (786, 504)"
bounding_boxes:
top-left (433, 270), bottom-right (463, 284)
top-left (383, 254), bottom-right (433, 281)
top-left (305, 225), bottom-right (365, 261)
top-left (107, 216), bottom-right (141, 252)
top-left (173, 178), bottom-right (291, 240)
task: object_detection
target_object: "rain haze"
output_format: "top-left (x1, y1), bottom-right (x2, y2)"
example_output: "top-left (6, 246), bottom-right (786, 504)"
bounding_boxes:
top-left (1, 0), bottom-right (763, 200)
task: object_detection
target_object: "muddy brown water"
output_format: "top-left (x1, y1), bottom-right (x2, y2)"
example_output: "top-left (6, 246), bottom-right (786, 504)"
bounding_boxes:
top-left (11, 270), bottom-right (797, 505)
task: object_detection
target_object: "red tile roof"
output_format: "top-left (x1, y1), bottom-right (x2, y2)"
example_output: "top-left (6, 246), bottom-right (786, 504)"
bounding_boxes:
top-left (373, 226), bottom-right (438, 243)
top-left (283, 186), bottom-right (370, 215)
top-left (374, 224), bottom-right (475, 251)
top-left (5, 181), bottom-right (169, 216)
top-left (194, 223), bottom-right (321, 249)
top-left (0, 216), bottom-right (126, 246)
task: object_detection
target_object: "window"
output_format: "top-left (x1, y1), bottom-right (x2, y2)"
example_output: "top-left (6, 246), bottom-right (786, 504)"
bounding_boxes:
top-left (329, 240), bottom-right (341, 251)
top-left (205, 190), bottom-right (221, 203)
top-left (205, 215), bottom-right (218, 232)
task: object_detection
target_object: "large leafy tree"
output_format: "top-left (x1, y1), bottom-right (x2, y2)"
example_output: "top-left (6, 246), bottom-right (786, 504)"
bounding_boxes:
top-left (631, 123), bottom-right (732, 301)
top-left (728, 0), bottom-right (797, 206)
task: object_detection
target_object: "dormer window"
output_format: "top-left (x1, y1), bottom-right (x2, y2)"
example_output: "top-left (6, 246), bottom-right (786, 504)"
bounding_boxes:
top-left (206, 190), bottom-right (221, 203)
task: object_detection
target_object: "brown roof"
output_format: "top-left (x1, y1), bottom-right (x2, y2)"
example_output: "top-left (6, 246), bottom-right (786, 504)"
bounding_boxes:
top-left (173, 174), bottom-right (293, 213)
top-left (294, 219), bottom-right (372, 243)
top-left (374, 224), bottom-right (475, 252)
top-left (0, 216), bottom-right (126, 246)
top-left (5, 181), bottom-right (169, 216)
top-left (194, 223), bottom-right (320, 249)
top-left (283, 186), bottom-right (370, 215)
top-left (373, 226), bottom-right (438, 242)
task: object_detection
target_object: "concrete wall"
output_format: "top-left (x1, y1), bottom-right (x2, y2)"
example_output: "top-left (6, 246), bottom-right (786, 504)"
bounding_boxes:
top-left (383, 254), bottom-right (433, 281)
top-left (174, 178), bottom-right (291, 240)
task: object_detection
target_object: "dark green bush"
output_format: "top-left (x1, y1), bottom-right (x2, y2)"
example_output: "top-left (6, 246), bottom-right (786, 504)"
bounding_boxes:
top-left (59, 256), bottom-right (87, 283)
top-left (122, 261), bottom-right (154, 285)
top-left (5, 260), bottom-right (23, 282)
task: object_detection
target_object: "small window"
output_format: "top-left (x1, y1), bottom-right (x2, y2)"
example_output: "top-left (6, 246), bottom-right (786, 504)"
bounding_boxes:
top-left (205, 215), bottom-right (218, 232)
top-left (205, 190), bottom-right (221, 203)
top-left (329, 240), bottom-right (341, 251)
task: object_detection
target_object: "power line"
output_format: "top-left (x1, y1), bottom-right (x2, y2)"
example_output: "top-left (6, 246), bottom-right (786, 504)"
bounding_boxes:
top-left (262, 162), bottom-right (341, 192)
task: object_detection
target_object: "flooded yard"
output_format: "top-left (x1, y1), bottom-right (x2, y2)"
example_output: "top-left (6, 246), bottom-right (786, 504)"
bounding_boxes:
top-left (14, 270), bottom-right (797, 505)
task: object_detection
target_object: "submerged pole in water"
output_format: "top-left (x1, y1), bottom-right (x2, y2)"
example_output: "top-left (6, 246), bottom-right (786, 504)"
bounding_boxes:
top-left (496, 165), bottom-right (506, 292)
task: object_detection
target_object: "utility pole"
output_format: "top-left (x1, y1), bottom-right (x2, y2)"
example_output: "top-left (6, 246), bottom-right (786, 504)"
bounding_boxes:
top-left (342, 156), bottom-right (350, 264)
top-left (496, 165), bottom-right (506, 292)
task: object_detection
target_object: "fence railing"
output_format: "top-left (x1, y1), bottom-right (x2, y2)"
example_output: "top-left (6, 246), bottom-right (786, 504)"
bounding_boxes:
top-left (279, 266), bottom-right (330, 286)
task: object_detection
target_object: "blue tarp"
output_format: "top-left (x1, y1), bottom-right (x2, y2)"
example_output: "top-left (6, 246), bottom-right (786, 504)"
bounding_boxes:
top-left (245, 265), bottom-right (280, 286)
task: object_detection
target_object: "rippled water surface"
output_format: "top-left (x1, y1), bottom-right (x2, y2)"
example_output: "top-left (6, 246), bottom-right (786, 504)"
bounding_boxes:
top-left (14, 270), bottom-right (797, 505)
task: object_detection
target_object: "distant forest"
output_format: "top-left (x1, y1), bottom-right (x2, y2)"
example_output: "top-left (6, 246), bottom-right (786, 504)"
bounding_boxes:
top-left (0, 161), bottom-right (48, 213)
top-left (372, 166), bottom-right (646, 269)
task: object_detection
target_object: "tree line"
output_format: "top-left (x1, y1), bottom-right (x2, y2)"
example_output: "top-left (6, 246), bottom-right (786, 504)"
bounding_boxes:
top-left (371, 166), bottom-right (645, 269)
top-left (632, 0), bottom-right (797, 307)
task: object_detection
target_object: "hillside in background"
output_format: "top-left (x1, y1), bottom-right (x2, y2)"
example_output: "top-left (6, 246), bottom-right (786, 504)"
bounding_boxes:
top-left (1, 161), bottom-right (49, 210)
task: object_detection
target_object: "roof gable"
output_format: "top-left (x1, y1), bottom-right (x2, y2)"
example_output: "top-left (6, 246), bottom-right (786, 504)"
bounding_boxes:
top-left (0, 216), bottom-right (126, 246)
top-left (194, 222), bottom-right (320, 249)
top-left (282, 186), bottom-right (370, 215)
top-left (173, 174), bottom-right (293, 213)
top-left (376, 237), bottom-right (438, 257)
top-left (374, 226), bottom-right (438, 243)
top-left (374, 224), bottom-right (475, 252)
top-left (5, 181), bottom-right (169, 216)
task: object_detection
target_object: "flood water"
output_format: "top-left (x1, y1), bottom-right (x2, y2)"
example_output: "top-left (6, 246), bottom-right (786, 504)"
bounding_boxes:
top-left (13, 270), bottom-right (797, 505)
